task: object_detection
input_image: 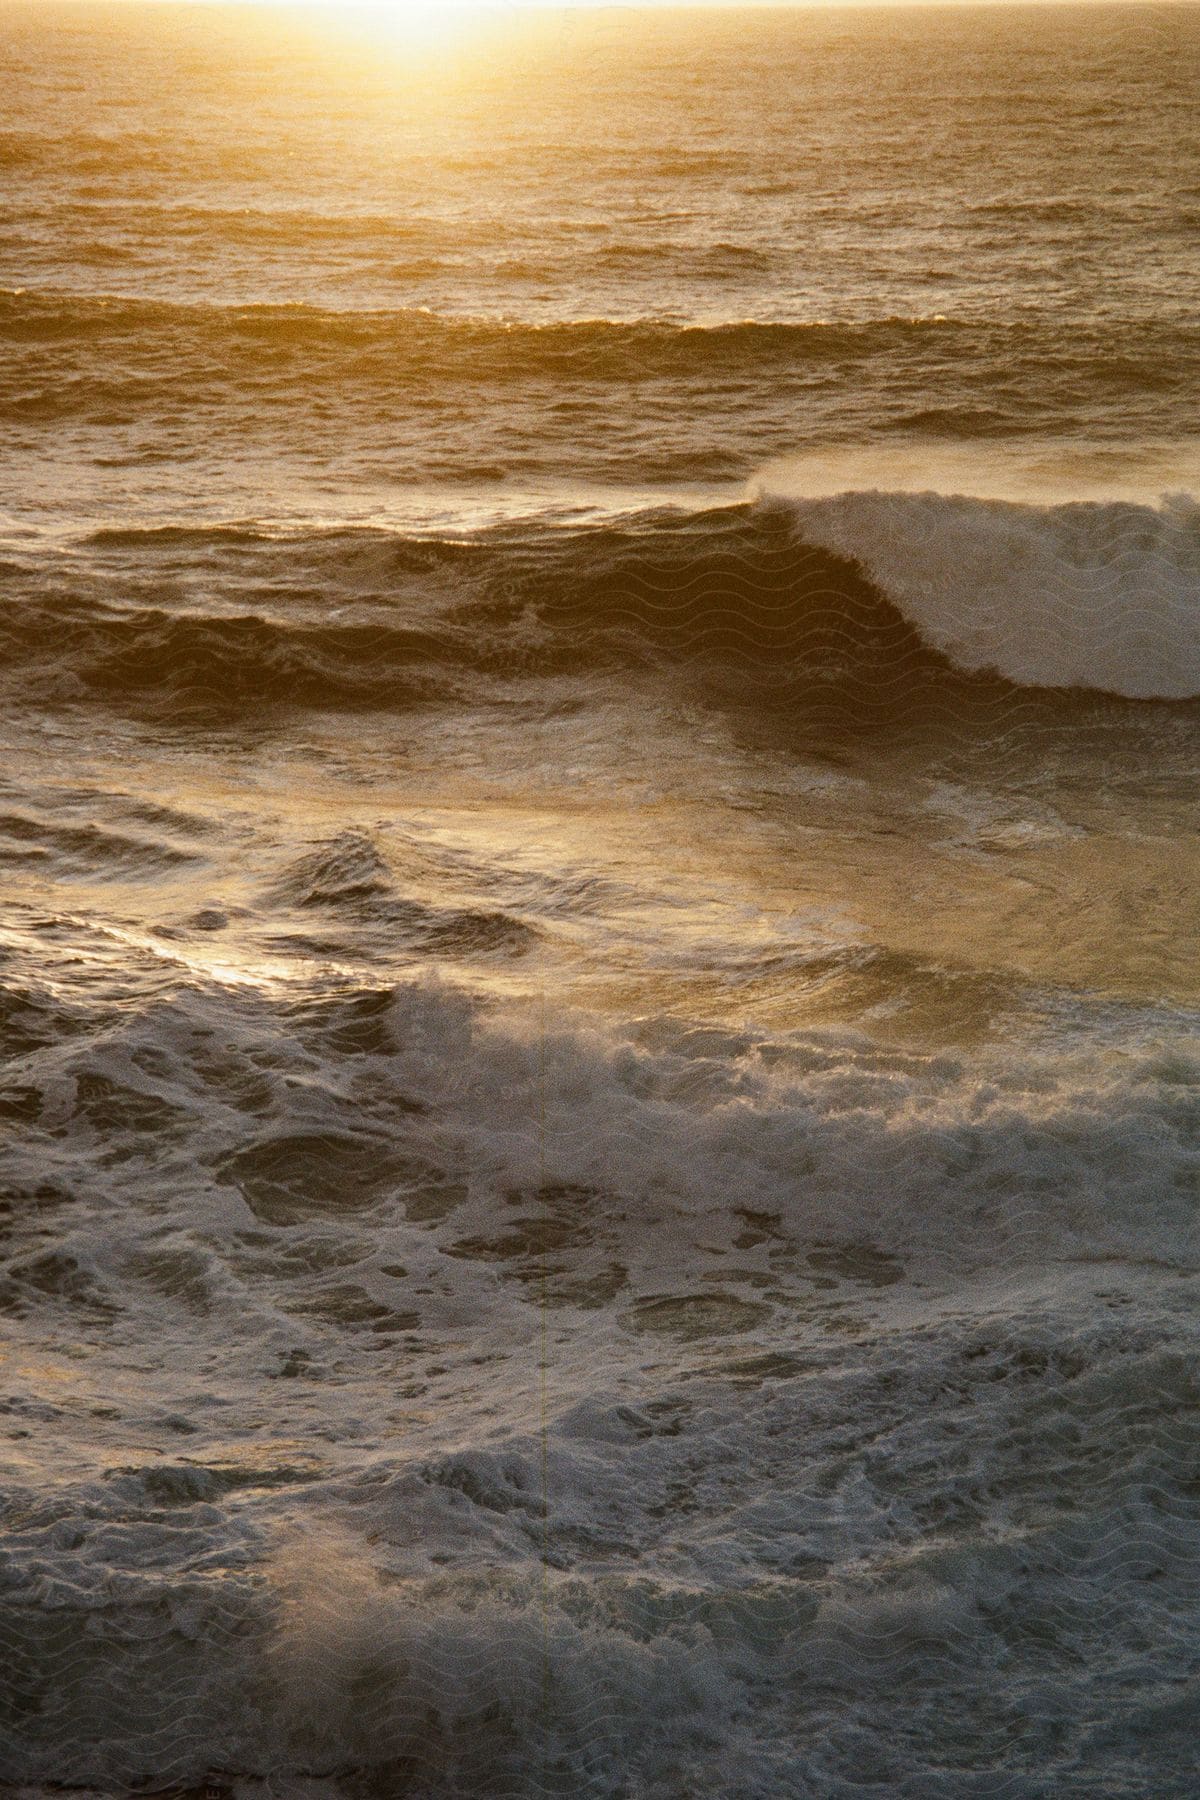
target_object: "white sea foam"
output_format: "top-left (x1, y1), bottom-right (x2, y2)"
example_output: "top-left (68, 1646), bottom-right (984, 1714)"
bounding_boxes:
top-left (3, 967), bottom-right (1198, 1795)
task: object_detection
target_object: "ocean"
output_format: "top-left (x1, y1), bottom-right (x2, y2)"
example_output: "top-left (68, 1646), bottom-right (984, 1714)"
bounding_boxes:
top-left (2, 3), bottom-right (1199, 1794)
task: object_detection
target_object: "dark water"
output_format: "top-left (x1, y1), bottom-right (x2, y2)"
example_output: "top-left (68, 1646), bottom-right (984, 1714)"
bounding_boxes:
top-left (2, 6), bottom-right (1199, 1796)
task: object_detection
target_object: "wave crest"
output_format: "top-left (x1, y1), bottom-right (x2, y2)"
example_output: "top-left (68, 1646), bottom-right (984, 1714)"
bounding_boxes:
top-left (772, 488), bottom-right (1200, 698)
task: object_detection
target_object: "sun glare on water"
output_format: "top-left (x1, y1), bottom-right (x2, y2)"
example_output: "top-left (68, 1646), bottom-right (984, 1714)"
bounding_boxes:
top-left (333, 1), bottom-right (512, 56)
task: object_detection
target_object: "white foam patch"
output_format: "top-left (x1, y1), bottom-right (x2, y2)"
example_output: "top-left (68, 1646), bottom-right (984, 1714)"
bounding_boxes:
top-left (6, 1292), bottom-right (1200, 1797)
top-left (366, 984), bottom-right (1200, 1275)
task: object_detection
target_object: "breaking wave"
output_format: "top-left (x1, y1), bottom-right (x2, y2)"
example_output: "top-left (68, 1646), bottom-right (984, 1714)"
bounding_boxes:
top-left (5, 493), bottom-right (1199, 714)
top-left (776, 487), bottom-right (1200, 699)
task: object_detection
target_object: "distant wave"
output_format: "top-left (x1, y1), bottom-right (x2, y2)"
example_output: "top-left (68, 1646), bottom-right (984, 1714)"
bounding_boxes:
top-left (4, 289), bottom-right (1195, 487)
top-left (6, 287), bottom-right (1194, 372)
top-left (0, 287), bottom-right (987, 384)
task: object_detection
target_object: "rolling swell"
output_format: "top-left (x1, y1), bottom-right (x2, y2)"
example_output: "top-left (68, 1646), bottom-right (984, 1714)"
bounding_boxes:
top-left (8, 288), bottom-right (1197, 485)
top-left (0, 288), bottom-right (968, 377)
top-left (4, 287), bottom-right (1194, 416)
top-left (0, 593), bottom-right (455, 713)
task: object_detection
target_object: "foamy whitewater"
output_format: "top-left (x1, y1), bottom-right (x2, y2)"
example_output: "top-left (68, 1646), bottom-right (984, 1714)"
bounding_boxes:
top-left (2, 6), bottom-right (1199, 1796)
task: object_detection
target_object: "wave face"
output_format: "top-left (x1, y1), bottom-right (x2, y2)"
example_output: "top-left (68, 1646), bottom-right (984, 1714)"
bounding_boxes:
top-left (11, 504), bottom-right (920, 716)
top-left (6, 4), bottom-right (1200, 1796)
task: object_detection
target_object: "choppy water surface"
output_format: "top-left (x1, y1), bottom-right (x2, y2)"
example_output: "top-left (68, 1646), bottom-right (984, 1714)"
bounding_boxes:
top-left (2, 6), bottom-right (1199, 1796)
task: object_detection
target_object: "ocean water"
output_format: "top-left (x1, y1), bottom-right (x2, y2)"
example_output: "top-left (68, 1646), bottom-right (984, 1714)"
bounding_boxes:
top-left (2, 4), bottom-right (1200, 1795)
